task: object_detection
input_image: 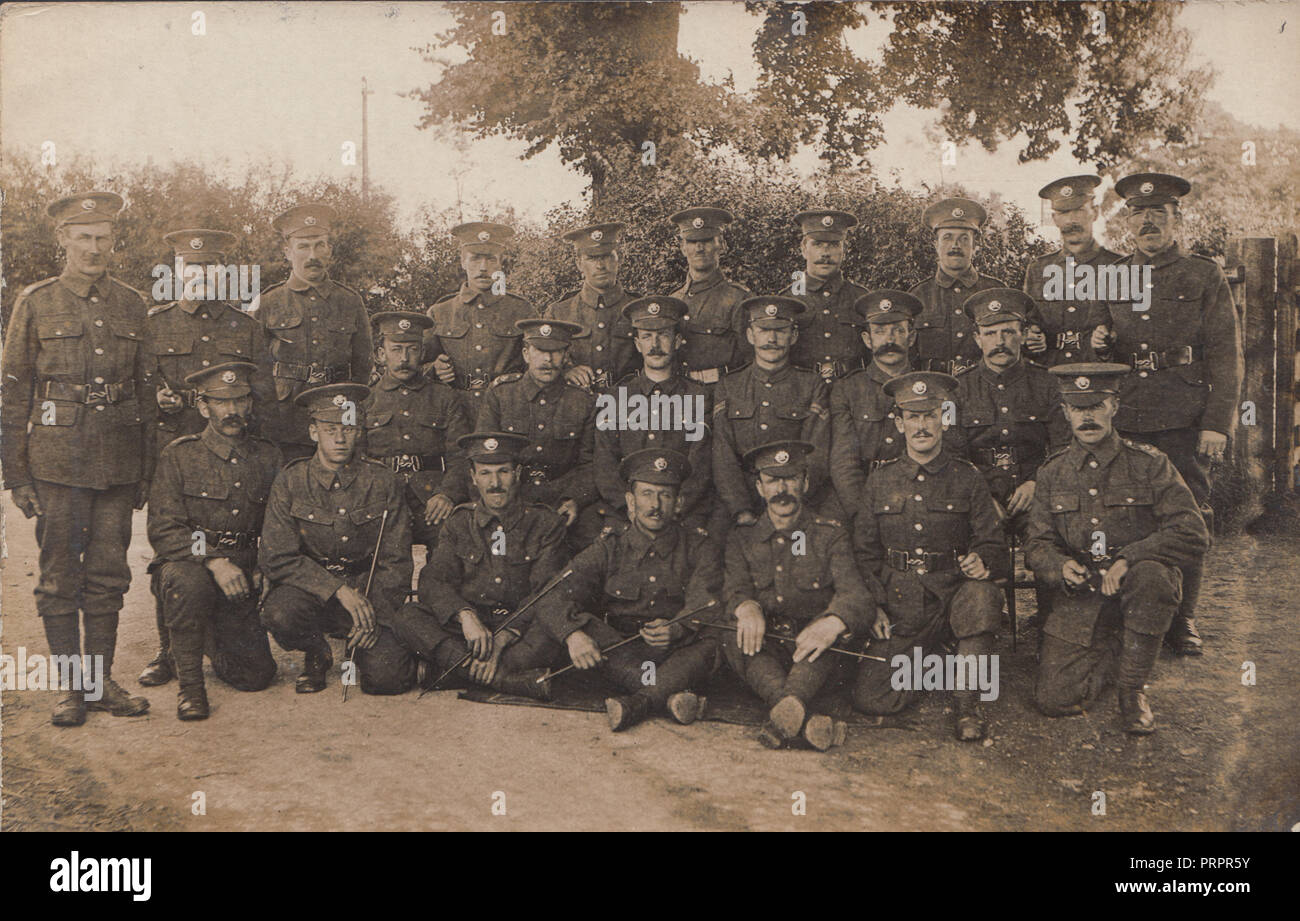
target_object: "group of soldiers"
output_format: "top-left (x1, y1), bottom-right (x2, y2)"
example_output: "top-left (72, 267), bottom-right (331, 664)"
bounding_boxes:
top-left (2, 169), bottom-right (1239, 750)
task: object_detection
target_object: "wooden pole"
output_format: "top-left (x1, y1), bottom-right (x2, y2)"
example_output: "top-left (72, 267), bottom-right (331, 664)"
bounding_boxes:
top-left (1276, 233), bottom-right (1298, 493)
top-left (1230, 238), bottom-right (1277, 496)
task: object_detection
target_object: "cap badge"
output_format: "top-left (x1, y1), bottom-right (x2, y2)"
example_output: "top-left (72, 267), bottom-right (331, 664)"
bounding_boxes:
top-left (397, 318), bottom-right (411, 331)
top-left (1060, 185), bottom-right (1073, 198)
top-left (304, 215), bottom-right (317, 226)
top-left (821, 215), bottom-right (834, 227)
top-left (221, 370), bottom-right (237, 384)
top-left (764, 304), bottom-right (778, 317)
top-left (647, 302), bottom-right (661, 316)
top-left (1140, 181), bottom-right (1154, 195)
top-left (1075, 376), bottom-right (1091, 390)
top-left (913, 380), bottom-right (928, 395)
top-left (477, 230), bottom-right (491, 242)
top-left (653, 456), bottom-right (668, 471)
top-left (774, 450), bottom-right (790, 465)
top-left (691, 217), bottom-right (704, 229)
top-left (538, 324), bottom-right (552, 337)
top-left (988, 300), bottom-right (1002, 312)
top-left (81, 199), bottom-right (96, 211)
top-left (484, 438), bottom-right (499, 452)
top-left (590, 230), bottom-right (603, 242)
top-left (189, 238), bottom-right (204, 250)
top-left (332, 393), bottom-right (347, 406)
top-left (879, 298), bottom-right (892, 311)
top-left (952, 207), bottom-right (964, 218)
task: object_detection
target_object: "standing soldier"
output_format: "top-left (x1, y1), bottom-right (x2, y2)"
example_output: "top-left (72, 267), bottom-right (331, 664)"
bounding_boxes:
top-left (546, 222), bottom-right (641, 391)
top-left (908, 198), bottom-right (1005, 376)
top-left (590, 296), bottom-right (714, 535)
top-left (829, 290), bottom-right (920, 518)
top-left (1026, 364), bottom-right (1209, 732)
top-left (381, 432), bottom-right (568, 699)
top-left (256, 203), bottom-right (373, 462)
top-left (780, 210), bottom-right (869, 382)
top-left (2, 191), bottom-right (154, 726)
top-left (478, 319), bottom-right (598, 547)
top-left (724, 441), bottom-right (870, 751)
top-left (1022, 176), bottom-right (1122, 366)
top-left (147, 362), bottom-right (281, 720)
top-left (138, 228), bottom-right (273, 688)
top-left (850, 372), bottom-right (1008, 742)
top-left (362, 311), bottom-right (471, 548)
top-left (259, 384), bottom-right (413, 694)
top-left (425, 222), bottom-right (536, 421)
top-left (668, 207), bottom-right (751, 390)
top-left (1089, 173), bottom-right (1242, 655)
top-left (713, 296), bottom-right (832, 527)
top-left (535, 448), bottom-right (725, 732)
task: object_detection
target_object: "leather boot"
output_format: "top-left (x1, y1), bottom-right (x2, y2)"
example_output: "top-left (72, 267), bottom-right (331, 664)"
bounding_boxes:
top-left (1118, 687), bottom-right (1156, 734)
top-left (86, 679), bottom-right (151, 717)
top-left (1165, 615), bottom-right (1203, 656)
top-left (953, 693), bottom-right (986, 742)
top-left (139, 597), bottom-right (175, 686)
top-left (52, 690), bottom-right (86, 727)
top-left (492, 668), bottom-right (554, 701)
top-left (769, 695), bottom-right (807, 742)
top-left (171, 619), bottom-right (208, 720)
top-left (177, 685), bottom-right (210, 721)
top-left (802, 714), bottom-right (848, 751)
top-left (605, 694), bottom-right (651, 732)
top-left (667, 691), bottom-right (705, 725)
top-left (296, 644), bottom-right (332, 694)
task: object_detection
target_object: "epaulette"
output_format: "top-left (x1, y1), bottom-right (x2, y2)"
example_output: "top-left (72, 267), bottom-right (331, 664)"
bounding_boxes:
top-left (433, 291), bottom-right (458, 305)
top-left (813, 516), bottom-right (843, 528)
top-left (1044, 444), bottom-right (1070, 463)
top-left (107, 278), bottom-right (149, 302)
top-left (724, 361), bottom-right (751, 376)
top-left (258, 281), bottom-right (286, 296)
top-left (283, 454), bottom-right (311, 469)
top-left (1121, 438), bottom-right (1162, 456)
top-left (331, 279), bottom-right (363, 299)
top-left (734, 516), bottom-right (757, 527)
top-left (839, 365), bottom-right (870, 381)
top-left (168, 433), bottom-right (202, 449)
top-left (491, 372), bottom-right (523, 388)
top-left (17, 277), bottom-right (59, 299)
top-left (877, 456), bottom-right (899, 467)
top-left (555, 290), bottom-right (581, 304)
top-left (146, 301), bottom-right (177, 317)
top-left (1189, 252), bottom-right (1217, 264)
top-left (955, 363), bottom-right (977, 376)
top-left (615, 370), bottom-right (641, 388)
top-left (451, 501), bottom-right (477, 512)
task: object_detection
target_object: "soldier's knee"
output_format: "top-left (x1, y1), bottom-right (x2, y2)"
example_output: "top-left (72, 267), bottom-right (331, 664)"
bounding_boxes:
top-left (218, 658), bottom-right (277, 692)
top-left (1121, 561), bottom-right (1181, 635)
top-left (158, 561), bottom-right (217, 601)
top-left (1033, 668), bottom-right (1083, 717)
top-left (358, 629), bottom-right (417, 695)
top-left (950, 581), bottom-right (1003, 637)
top-left (852, 667), bottom-right (911, 715)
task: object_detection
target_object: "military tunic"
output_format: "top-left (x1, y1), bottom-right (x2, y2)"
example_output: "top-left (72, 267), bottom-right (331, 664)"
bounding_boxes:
top-left (908, 268), bottom-right (1004, 373)
top-left (478, 373), bottom-right (598, 509)
top-left (146, 298), bottom-right (273, 452)
top-left (829, 362), bottom-right (906, 513)
top-left (1021, 244), bottom-right (1123, 366)
top-left (780, 272), bottom-right (870, 377)
top-left (711, 363), bottom-right (831, 519)
top-left (361, 373), bottom-right (471, 544)
top-left (424, 284), bottom-right (536, 411)
top-left (545, 284), bottom-right (640, 390)
top-left (672, 270), bottom-right (751, 380)
top-left (255, 276), bottom-right (372, 455)
top-left (147, 427), bottom-right (282, 690)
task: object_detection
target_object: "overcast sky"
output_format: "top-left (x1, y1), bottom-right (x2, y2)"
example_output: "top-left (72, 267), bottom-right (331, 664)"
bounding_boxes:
top-left (2, 1), bottom-right (1296, 233)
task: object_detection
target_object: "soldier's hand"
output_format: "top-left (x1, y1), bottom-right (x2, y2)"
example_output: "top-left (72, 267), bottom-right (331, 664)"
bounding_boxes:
top-left (134, 480), bottom-right (150, 510)
top-left (10, 484), bottom-right (43, 519)
top-left (458, 609), bottom-right (493, 660)
top-left (794, 615), bottom-right (846, 663)
top-left (468, 643), bottom-right (503, 685)
top-left (639, 618), bottom-right (676, 648)
top-left (1197, 430), bottom-right (1228, 462)
top-left (1062, 559), bottom-right (1089, 588)
top-left (735, 601), bottom-right (765, 656)
top-left (206, 557), bottom-right (251, 601)
top-left (156, 385), bottom-right (184, 412)
top-left (1089, 325), bottom-right (1113, 354)
top-left (348, 624), bottom-right (379, 651)
top-left (335, 584), bottom-right (377, 637)
top-left (1100, 557), bottom-right (1129, 597)
top-left (565, 630), bottom-right (602, 670)
top-left (1006, 480), bottom-right (1037, 516)
top-left (557, 499), bottom-right (579, 526)
top-left (734, 510), bottom-right (757, 527)
top-left (1025, 325), bottom-right (1047, 354)
top-left (425, 493), bottom-right (455, 526)
top-left (959, 552), bottom-right (990, 580)
top-left (871, 607), bottom-right (892, 640)
top-left (432, 354), bottom-right (456, 384)
top-left (252, 569), bottom-right (265, 596)
top-left (564, 365), bottom-right (594, 390)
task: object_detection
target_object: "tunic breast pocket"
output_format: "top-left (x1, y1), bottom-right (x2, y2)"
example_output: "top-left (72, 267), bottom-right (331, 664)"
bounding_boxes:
top-left (418, 417), bottom-right (449, 453)
top-left (364, 412), bottom-right (398, 453)
top-left (183, 481), bottom-right (231, 522)
top-left (288, 502), bottom-right (336, 543)
top-left (265, 314), bottom-right (303, 350)
top-left (926, 494), bottom-right (971, 546)
top-left (107, 321), bottom-right (143, 370)
top-left (1047, 493), bottom-right (1080, 516)
top-left (604, 572), bottom-right (643, 607)
top-left (439, 314), bottom-right (471, 341)
top-left (36, 317), bottom-right (85, 376)
top-left (1102, 485), bottom-right (1155, 542)
top-left (216, 333), bottom-right (252, 361)
top-left (153, 337), bottom-right (194, 364)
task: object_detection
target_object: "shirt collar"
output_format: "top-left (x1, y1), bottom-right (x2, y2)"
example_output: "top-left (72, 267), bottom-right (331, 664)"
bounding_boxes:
top-left (935, 266), bottom-right (980, 288)
top-left (379, 372), bottom-right (426, 392)
top-left (474, 499), bottom-right (524, 531)
top-left (1131, 242), bottom-right (1183, 270)
top-left (978, 356), bottom-right (1026, 382)
top-left (521, 372), bottom-right (564, 401)
top-left (756, 507), bottom-right (813, 543)
top-left (900, 450), bottom-right (952, 477)
top-left (629, 370), bottom-right (684, 394)
top-left (457, 283), bottom-right (500, 308)
top-left (868, 360), bottom-right (907, 386)
top-left (58, 268), bottom-right (110, 300)
top-left (309, 454), bottom-right (360, 491)
top-left (806, 271), bottom-right (844, 295)
top-left (750, 362), bottom-right (791, 384)
top-left (287, 273), bottom-right (335, 295)
top-left (1068, 431), bottom-right (1122, 470)
top-left (625, 520), bottom-right (681, 560)
top-left (579, 283), bottom-right (626, 309)
top-left (686, 270), bottom-right (726, 295)
top-left (201, 425), bottom-right (252, 461)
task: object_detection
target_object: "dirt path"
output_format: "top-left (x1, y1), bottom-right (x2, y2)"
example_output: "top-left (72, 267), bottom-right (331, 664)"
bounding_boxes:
top-left (3, 509), bottom-right (1297, 831)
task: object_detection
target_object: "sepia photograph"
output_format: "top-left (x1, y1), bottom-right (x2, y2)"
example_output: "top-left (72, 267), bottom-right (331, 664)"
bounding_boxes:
top-left (0, 0), bottom-right (1296, 868)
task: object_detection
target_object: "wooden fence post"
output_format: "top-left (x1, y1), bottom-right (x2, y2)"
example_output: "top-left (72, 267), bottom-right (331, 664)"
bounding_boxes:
top-left (1277, 233), bottom-right (1298, 493)
top-left (1228, 238), bottom-right (1278, 498)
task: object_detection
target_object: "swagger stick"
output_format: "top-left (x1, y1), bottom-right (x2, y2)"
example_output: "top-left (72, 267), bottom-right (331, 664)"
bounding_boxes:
top-left (343, 507), bottom-right (388, 702)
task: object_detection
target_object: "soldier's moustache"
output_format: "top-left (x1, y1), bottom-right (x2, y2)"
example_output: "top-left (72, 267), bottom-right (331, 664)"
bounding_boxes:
top-left (875, 343), bottom-right (905, 355)
top-left (1140, 224), bottom-right (1160, 235)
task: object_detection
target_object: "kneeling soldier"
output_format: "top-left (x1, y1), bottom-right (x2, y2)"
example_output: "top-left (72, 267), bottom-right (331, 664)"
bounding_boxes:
top-left (535, 448), bottom-right (724, 731)
top-left (147, 362), bottom-right (281, 719)
top-left (385, 432), bottom-right (568, 698)
top-left (724, 441), bottom-right (871, 750)
top-left (1025, 364), bottom-right (1209, 733)
top-left (850, 372), bottom-right (1008, 742)
top-left (259, 383), bottom-right (413, 694)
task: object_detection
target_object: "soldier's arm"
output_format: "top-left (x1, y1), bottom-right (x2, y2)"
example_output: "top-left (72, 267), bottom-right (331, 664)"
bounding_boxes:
top-left (968, 470), bottom-right (1010, 581)
top-left (257, 473), bottom-right (346, 602)
top-left (509, 511), bottom-right (573, 635)
top-left (536, 539), bottom-right (607, 643)
top-left (439, 394), bottom-right (473, 504)
top-left (146, 448), bottom-right (202, 563)
top-left (1116, 453), bottom-right (1210, 571)
top-left (681, 532), bottom-right (724, 627)
top-left (553, 399), bottom-right (598, 507)
top-left (351, 295), bottom-right (374, 384)
top-left (850, 489), bottom-right (888, 609)
top-left (592, 421), bottom-right (627, 509)
top-left (1044, 387), bottom-right (1071, 452)
top-left (135, 291), bottom-right (160, 484)
top-left (679, 419), bottom-right (713, 519)
top-left (1, 291), bottom-right (39, 489)
top-left (417, 522), bottom-right (476, 625)
top-left (822, 527), bottom-right (874, 636)
top-left (248, 319), bottom-right (278, 427)
top-left (1200, 267), bottom-right (1243, 437)
top-left (722, 526), bottom-right (757, 621)
top-left (828, 382), bottom-right (868, 514)
top-left (803, 378), bottom-right (832, 498)
top-left (711, 399), bottom-right (751, 518)
top-left (477, 386), bottom-right (504, 432)
top-left (1023, 466), bottom-right (1071, 589)
top-left (374, 474), bottom-right (414, 614)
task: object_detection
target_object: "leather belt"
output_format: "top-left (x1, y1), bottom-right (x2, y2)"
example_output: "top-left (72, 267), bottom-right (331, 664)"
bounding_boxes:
top-left (687, 365), bottom-right (730, 385)
top-left (42, 379), bottom-right (135, 404)
top-left (868, 457), bottom-right (893, 471)
top-left (197, 527), bottom-right (258, 551)
top-left (273, 361), bottom-right (351, 384)
top-left (1128, 346), bottom-right (1202, 372)
top-left (766, 614), bottom-right (797, 637)
top-left (455, 371), bottom-right (492, 392)
top-left (814, 358), bottom-right (861, 381)
top-left (924, 357), bottom-right (978, 376)
top-left (383, 454), bottom-right (446, 474)
top-left (972, 446), bottom-right (1024, 469)
top-left (318, 558), bottom-right (369, 576)
top-left (1054, 330), bottom-right (1084, 351)
top-left (887, 548), bottom-right (960, 574)
top-left (524, 466), bottom-right (550, 482)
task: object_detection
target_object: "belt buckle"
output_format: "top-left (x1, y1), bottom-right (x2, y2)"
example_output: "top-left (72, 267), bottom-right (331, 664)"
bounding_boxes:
top-left (689, 367), bottom-right (720, 385)
top-left (592, 370), bottom-right (610, 390)
top-left (323, 561), bottom-right (347, 574)
top-left (84, 385), bottom-right (110, 405)
top-left (817, 361), bottom-right (838, 382)
top-left (526, 467), bottom-right (547, 482)
top-left (468, 376), bottom-right (488, 391)
top-left (1133, 351), bottom-right (1158, 372)
top-left (392, 454), bottom-right (421, 473)
top-left (949, 358), bottom-right (976, 376)
top-left (306, 364), bottom-right (329, 385)
top-left (214, 533), bottom-right (240, 550)
top-left (1058, 330), bottom-right (1080, 350)
top-left (992, 449), bottom-right (1014, 469)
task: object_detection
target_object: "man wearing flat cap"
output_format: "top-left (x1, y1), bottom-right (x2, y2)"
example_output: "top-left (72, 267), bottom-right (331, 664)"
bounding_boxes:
top-left (668, 207), bottom-right (752, 390)
top-left (426, 221), bottom-right (537, 420)
top-left (851, 371), bottom-right (1008, 742)
top-left (713, 296), bottom-right (833, 528)
top-left (589, 296), bottom-right (715, 536)
top-left (723, 440), bottom-right (870, 751)
top-left (478, 318), bottom-right (599, 549)
top-left (362, 311), bottom-right (471, 548)
top-left (908, 197), bottom-right (1007, 376)
top-left (259, 383), bottom-right (413, 694)
top-left (1025, 364), bottom-right (1208, 733)
top-left (255, 203), bottom-right (373, 462)
top-left (546, 222), bottom-right (642, 392)
top-left (2, 191), bottom-right (155, 726)
top-left (147, 362), bottom-right (282, 719)
top-left (535, 448), bottom-right (725, 732)
top-left (780, 210), bottom-right (870, 382)
top-left (829, 289), bottom-right (921, 518)
top-left (138, 227), bottom-right (275, 688)
top-left (1089, 172), bottom-right (1241, 655)
top-left (1022, 175), bottom-right (1123, 366)
top-left (379, 432), bottom-right (569, 699)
